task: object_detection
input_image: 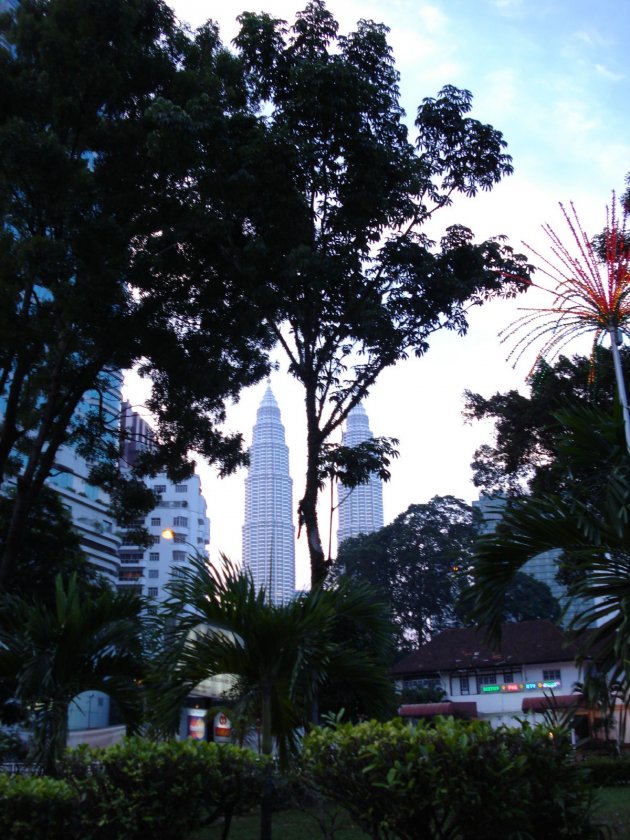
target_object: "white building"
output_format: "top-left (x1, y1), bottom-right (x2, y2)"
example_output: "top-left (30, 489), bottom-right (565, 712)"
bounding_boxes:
top-left (117, 404), bottom-right (210, 602)
top-left (242, 383), bottom-right (295, 605)
top-left (392, 620), bottom-right (588, 730)
top-left (337, 403), bottom-right (384, 547)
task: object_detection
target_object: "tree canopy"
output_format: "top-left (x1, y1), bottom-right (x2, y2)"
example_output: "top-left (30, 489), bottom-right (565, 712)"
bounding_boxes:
top-left (464, 348), bottom-right (629, 496)
top-left (336, 496), bottom-right (477, 651)
top-left (335, 495), bottom-right (560, 652)
top-left (0, 0), bottom-right (278, 587)
top-left (230, 1), bottom-right (531, 587)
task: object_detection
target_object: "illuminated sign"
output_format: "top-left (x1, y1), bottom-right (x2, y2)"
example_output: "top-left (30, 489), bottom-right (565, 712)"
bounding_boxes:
top-left (481, 685), bottom-right (501, 693)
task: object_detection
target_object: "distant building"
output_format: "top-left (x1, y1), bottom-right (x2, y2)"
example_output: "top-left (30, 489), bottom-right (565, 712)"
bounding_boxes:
top-left (337, 403), bottom-right (384, 547)
top-left (118, 404), bottom-right (210, 603)
top-left (242, 383), bottom-right (295, 605)
top-left (392, 620), bottom-right (592, 731)
top-left (473, 495), bottom-right (592, 627)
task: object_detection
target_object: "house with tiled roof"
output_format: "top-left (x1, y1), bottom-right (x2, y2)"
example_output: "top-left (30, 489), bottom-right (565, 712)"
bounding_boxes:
top-left (391, 620), bottom-right (590, 729)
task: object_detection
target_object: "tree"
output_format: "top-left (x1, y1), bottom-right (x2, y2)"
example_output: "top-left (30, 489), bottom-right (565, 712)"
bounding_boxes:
top-left (500, 572), bottom-right (560, 624)
top-left (466, 404), bottom-right (630, 679)
top-left (154, 555), bottom-right (393, 840)
top-left (464, 348), bottom-right (627, 496)
top-left (0, 574), bottom-right (145, 775)
top-left (232, 1), bottom-right (531, 587)
top-left (0, 486), bottom-right (96, 604)
top-left (0, 0), bottom-right (278, 588)
top-left (336, 496), bottom-right (478, 651)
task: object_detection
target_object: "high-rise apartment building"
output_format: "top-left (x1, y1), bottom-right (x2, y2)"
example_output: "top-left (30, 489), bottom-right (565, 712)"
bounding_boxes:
top-left (337, 404), bottom-right (384, 547)
top-left (117, 403), bottom-right (210, 603)
top-left (242, 383), bottom-right (295, 604)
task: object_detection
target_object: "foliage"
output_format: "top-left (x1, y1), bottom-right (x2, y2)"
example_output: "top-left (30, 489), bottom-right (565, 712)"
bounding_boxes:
top-left (466, 404), bottom-right (630, 681)
top-left (302, 717), bottom-right (596, 839)
top-left (464, 348), bottom-right (627, 496)
top-left (0, 0), bottom-right (277, 588)
top-left (0, 773), bottom-right (78, 840)
top-left (335, 496), bottom-right (478, 650)
top-left (59, 738), bottom-right (267, 840)
top-left (0, 486), bottom-right (95, 604)
top-left (232, 1), bottom-right (531, 586)
top-left (499, 571), bottom-right (561, 623)
top-left (581, 756), bottom-right (630, 787)
top-left (155, 556), bottom-right (394, 761)
top-left (0, 575), bottom-right (145, 775)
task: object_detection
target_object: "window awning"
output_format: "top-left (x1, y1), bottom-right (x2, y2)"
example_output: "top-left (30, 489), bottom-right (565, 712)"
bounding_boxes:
top-left (399, 702), bottom-right (478, 719)
top-left (522, 695), bottom-right (583, 713)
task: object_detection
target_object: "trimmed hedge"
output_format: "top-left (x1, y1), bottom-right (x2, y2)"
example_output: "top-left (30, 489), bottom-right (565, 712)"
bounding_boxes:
top-left (302, 717), bottom-right (596, 839)
top-left (580, 755), bottom-right (630, 787)
top-left (0, 738), bottom-right (268, 840)
top-left (0, 774), bottom-right (78, 840)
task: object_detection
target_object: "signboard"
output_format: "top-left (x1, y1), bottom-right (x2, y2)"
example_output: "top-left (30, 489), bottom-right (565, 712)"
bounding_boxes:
top-left (213, 712), bottom-right (232, 744)
top-left (186, 709), bottom-right (206, 740)
top-left (481, 680), bottom-right (562, 694)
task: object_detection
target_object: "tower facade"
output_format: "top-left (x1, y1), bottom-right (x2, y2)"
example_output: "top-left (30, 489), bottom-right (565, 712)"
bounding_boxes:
top-left (242, 384), bottom-right (295, 604)
top-left (337, 403), bottom-right (384, 547)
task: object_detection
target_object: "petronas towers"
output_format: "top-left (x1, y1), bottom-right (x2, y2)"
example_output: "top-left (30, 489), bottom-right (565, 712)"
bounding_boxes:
top-left (242, 384), bottom-right (384, 603)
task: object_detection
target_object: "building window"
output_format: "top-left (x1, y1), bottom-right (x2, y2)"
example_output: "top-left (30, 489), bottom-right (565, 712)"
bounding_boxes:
top-left (543, 669), bottom-right (561, 684)
top-left (150, 535), bottom-right (160, 545)
top-left (459, 676), bottom-right (470, 695)
top-left (476, 673), bottom-right (499, 694)
top-left (154, 485), bottom-right (166, 494)
top-left (148, 569), bottom-right (159, 579)
top-left (151, 517), bottom-right (161, 526)
top-left (171, 567), bottom-right (185, 578)
top-left (172, 551), bottom-right (186, 562)
top-left (149, 552), bottom-right (159, 562)
top-left (148, 587), bottom-right (159, 598)
top-left (173, 533), bottom-right (186, 544)
top-left (175, 484), bottom-right (187, 493)
top-left (173, 516), bottom-right (188, 528)
top-left (120, 551), bottom-right (143, 563)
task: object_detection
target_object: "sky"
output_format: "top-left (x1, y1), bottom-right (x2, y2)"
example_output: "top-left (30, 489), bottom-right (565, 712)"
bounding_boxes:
top-left (125, 0), bottom-right (630, 588)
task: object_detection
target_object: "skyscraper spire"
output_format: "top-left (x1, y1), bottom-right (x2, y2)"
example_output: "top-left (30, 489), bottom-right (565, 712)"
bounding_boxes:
top-left (337, 403), bottom-right (384, 547)
top-left (242, 383), bottom-right (296, 604)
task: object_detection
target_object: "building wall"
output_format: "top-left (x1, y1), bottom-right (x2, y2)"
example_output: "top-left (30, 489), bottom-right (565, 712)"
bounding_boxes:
top-left (397, 659), bottom-right (581, 729)
top-left (117, 472), bottom-right (210, 603)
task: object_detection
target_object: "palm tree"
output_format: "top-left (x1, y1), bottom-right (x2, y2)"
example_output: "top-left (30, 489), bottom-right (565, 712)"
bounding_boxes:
top-left (153, 555), bottom-right (394, 840)
top-left (0, 574), bottom-right (145, 775)
top-left (466, 404), bottom-right (630, 679)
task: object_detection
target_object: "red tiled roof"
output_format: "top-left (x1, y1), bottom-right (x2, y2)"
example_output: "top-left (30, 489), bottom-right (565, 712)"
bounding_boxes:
top-left (399, 701), bottom-right (478, 719)
top-left (391, 621), bottom-right (587, 677)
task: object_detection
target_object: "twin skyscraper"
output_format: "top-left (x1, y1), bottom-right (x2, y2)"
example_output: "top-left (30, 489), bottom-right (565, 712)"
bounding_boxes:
top-left (242, 383), bottom-right (384, 603)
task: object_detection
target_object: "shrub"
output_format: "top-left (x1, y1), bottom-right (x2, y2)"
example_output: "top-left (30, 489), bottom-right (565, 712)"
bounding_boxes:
top-left (60, 737), bottom-right (268, 840)
top-left (580, 755), bottom-right (630, 787)
top-left (0, 774), bottom-right (78, 840)
top-left (302, 717), bottom-right (596, 839)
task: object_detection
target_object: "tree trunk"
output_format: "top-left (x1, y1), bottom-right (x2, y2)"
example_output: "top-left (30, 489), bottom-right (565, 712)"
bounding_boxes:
top-left (260, 686), bottom-right (274, 840)
top-left (300, 393), bottom-right (327, 590)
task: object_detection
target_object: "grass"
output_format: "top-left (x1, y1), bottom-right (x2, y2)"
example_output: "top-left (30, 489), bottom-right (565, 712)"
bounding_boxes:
top-left (195, 790), bottom-right (630, 840)
top-left (196, 807), bottom-right (369, 840)
top-left (595, 787), bottom-right (630, 839)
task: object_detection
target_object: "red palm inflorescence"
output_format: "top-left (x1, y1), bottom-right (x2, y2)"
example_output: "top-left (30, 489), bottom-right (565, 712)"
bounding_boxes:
top-left (501, 196), bottom-right (630, 368)
top-left (501, 194), bottom-right (630, 451)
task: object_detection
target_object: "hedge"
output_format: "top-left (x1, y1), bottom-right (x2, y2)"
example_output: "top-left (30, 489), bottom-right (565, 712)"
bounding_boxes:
top-left (302, 717), bottom-right (596, 839)
top-left (0, 738), bottom-right (268, 840)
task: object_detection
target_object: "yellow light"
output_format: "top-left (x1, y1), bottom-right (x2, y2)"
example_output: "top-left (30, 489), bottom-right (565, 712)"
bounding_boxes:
top-left (162, 528), bottom-right (175, 540)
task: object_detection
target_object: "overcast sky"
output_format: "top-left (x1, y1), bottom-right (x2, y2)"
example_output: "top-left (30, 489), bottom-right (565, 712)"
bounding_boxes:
top-left (126, 0), bottom-right (630, 587)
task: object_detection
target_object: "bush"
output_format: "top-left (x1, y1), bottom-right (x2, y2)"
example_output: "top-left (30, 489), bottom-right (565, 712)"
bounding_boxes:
top-left (580, 755), bottom-right (630, 787)
top-left (0, 774), bottom-right (78, 840)
top-left (302, 717), bottom-right (596, 839)
top-left (60, 737), bottom-right (268, 840)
